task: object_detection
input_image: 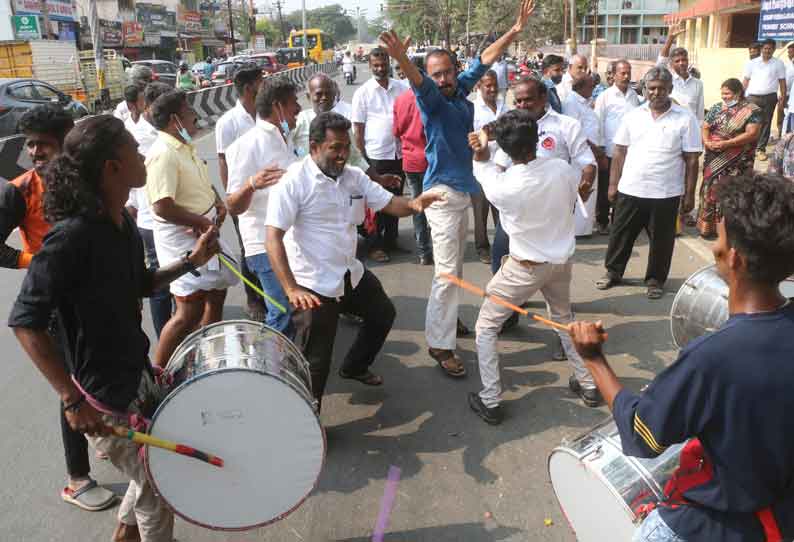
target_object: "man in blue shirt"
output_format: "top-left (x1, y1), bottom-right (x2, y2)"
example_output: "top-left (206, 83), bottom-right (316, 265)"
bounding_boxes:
top-left (380, 0), bottom-right (535, 378)
top-left (569, 173), bottom-right (794, 542)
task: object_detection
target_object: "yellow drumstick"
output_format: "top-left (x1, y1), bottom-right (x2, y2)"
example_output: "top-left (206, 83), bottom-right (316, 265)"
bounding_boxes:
top-left (111, 426), bottom-right (224, 468)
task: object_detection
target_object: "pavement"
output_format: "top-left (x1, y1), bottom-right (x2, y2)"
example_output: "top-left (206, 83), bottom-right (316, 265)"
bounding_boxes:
top-left (0, 65), bottom-right (713, 541)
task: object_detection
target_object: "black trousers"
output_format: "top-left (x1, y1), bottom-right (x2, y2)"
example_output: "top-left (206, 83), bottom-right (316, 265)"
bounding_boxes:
top-left (471, 189), bottom-right (497, 251)
top-left (748, 93), bottom-right (778, 152)
top-left (604, 193), bottom-right (680, 285)
top-left (232, 215), bottom-right (264, 308)
top-left (368, 158), bottom-right (404, 251)
top-left (291, 269), bottom-right (396, 406)
top-left (596, 157), bottom-right (612, 227)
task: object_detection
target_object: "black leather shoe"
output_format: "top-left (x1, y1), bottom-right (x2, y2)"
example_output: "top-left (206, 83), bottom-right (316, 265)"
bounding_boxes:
top-left (569, 376), bottom-right (604, 407)
top-left (468, 392), bottom-right (503, 425)
top-left (418, 254), bottom-right (434, 265)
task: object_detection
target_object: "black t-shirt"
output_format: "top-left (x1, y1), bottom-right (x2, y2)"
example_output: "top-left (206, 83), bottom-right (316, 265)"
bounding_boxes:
top-left (9, 211), bottom-right (155, 411)
top-left (613, 303), bottom-right (794, 541)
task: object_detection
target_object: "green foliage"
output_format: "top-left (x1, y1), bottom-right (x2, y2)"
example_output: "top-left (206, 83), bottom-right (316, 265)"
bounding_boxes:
top-left (256, 18), bottom-right (280, 44)
top-left (284, 4), bottom-right (356, 43)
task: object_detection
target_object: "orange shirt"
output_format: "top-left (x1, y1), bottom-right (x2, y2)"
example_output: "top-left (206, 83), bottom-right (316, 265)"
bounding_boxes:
top-left (8, 169), bottom-right (49, 267)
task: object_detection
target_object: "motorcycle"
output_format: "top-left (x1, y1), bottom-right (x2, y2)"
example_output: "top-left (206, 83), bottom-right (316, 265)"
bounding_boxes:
top-left (344, 66), bottom-right (356, 85)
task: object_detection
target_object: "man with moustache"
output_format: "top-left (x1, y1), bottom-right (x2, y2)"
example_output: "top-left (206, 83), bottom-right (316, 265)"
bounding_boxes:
top-left (541, 54), bottom-right (565, 113)
top-left (743, 39), bottom-right (787, 161)
top-left (594, 59), bottom-right (640, 235)
top-left (352, 47), bottom-right (409, 263)
top-left (656, 24), bottom-right (704, 121)
top-left (556, 54), bottom-right (588, 103)
top-left (265, 112), bottom-right (442, 407)
top-left (379, 0), bottom-right (536, 378)
top-left (596, 67), bottom-right (702, 300)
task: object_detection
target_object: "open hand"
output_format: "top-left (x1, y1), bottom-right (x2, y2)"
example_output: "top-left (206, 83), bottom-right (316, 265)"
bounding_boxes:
top-left (252, 164), bottom-right (285, 190)
top-left (287, 286), bottom-right (322, 311)
top-left (379, 30), bottom-right (411, 61)
top-left (668, 20), bottom-right (686, 40)
top-left (512, 0), bottom-right (537, 33)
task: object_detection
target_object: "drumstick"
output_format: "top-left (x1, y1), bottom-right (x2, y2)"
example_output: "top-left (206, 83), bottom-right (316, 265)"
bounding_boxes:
top-left (218, 253), bottom-right (287, 314)
top-left (111, 426), bottom-right (224, 468)
top-left (440, 273), bottom-right (570, 332)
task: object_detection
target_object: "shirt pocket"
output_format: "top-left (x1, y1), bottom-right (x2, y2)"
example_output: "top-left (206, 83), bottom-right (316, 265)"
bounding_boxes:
top-left (657, 125), bottom-right (680, 151)
top-left (349, 194), bottom-right (366, 225)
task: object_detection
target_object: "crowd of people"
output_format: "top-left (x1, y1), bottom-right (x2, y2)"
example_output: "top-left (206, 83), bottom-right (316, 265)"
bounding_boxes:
top-left (3, 0), bottom-right (794, 538)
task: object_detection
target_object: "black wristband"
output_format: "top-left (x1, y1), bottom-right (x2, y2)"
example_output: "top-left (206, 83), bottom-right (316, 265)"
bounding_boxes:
top-left (63, 395), bottom-right (86, 413)
top-left (182, 251), bottom-right (201, 277)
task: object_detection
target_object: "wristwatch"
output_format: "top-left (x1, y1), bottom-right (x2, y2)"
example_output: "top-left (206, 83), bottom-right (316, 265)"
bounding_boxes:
top-left (181, 251), bottom-right (201, 277)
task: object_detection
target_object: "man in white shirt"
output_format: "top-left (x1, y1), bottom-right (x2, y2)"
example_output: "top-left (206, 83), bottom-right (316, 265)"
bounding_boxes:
top-left (124, 82), bottom-right (173, 338)
top-left (782, 43), bottom-right (794, 134)
top-left (214, 67), bottom-right (266, 320)
top-left (225, 78), bottom-right (300, 334)
top-left (655, 25), bottom-right (704, 122)
top-left (743, 39), bottom-right (787, 160)
top-left (342, 50), bottom-right (356, 82)
top-left (113, 65), bottom-right (152, 122)
top-left (594, 59), bottom-right (640, 235)
top-left (265, 112), bottom-right (441, 407)
top-left (556, 54), bottom-right (588, 103)
top-left (472, 69), bottom-right (508, 264)
top-left (351, 47), bottom-right (409, 262)
top-left (467, 110), bottom-right (601, 424)
top-left (492, 56), bottom-right (509, 101)
top-left (596, 67), bottom-right (702, 300)
top-left (563, 74), bottom-right (606, 236)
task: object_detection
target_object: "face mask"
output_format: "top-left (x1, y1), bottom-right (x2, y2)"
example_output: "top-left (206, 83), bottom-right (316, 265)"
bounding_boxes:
top-left (276, 105), bottom-right (290, 136)
top-left (174, 116), bottom-right (193, 144)
top-left (724, 99), bottom-right (738, 108)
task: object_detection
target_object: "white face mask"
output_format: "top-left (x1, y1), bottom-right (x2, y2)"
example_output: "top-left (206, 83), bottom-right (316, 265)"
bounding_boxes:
top-left (276, 104), bottom-right (290, 136)
top-left (174, 115), bottom-right (193, 144)
top-left (723, 99), bottom-right (738, 108)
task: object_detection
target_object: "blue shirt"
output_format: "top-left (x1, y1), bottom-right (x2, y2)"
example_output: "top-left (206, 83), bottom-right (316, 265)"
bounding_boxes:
top-left (412, 57), bottom-right (490, 193)
top-left (543, 78), bottom-right (563, 113)
top-left (612, 302), bottom-right (794, 542)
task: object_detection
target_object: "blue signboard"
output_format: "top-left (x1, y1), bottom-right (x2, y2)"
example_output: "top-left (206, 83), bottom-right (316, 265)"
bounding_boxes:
top-left (759, 0), bottom-right (794, 41)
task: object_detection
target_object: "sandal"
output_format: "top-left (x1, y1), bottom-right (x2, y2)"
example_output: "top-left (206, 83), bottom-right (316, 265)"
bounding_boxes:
top-left (595, 274), bottom-right (621, 290)
top-left (646, 284), bottom-right (664, 300)
top-left (61, 479), bottom-right (117, 511)
top-left (456, 318), bottom-right (471, 337)
top-left (428, 348), bottom-right (467, 378)
top-left (338, 368), bottom-right (383, 386)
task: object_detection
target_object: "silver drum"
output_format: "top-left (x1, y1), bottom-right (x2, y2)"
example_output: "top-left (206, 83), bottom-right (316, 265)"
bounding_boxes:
top-left (671, 265), bottom-right (794, 349)
top-left (145, 320), bottom-right (325, 531)
top-left (548, 418), bottom-right (684, 542)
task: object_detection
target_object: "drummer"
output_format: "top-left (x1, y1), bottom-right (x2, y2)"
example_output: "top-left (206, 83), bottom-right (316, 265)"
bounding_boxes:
top-left (9, 116), bottom-right (220, 542)
top-left (569, 173), bottom-right (794, 541)
top-left (265, 111), bottom-right (442, 407)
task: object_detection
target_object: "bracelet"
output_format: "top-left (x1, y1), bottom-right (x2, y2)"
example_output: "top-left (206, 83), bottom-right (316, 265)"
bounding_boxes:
top-left (181, 250), bottom-right (201, 277)
top-left (63, 395), bottom-right (86, 413)
top-left (249, 176), bottom-right (257, 192)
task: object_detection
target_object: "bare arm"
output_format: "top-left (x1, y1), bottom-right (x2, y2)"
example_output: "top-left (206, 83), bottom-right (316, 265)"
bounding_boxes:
top-left (680, 151), bottom-right (700, 213)
top-left (569, 321), bottom-right (622, 410)
top-left (379, 32), bottom-right (423, 88)
top-left (743, 77), bottom-right (750, 91)
top-left (725, 123), bottom-right (760, 148)
top-left (579, 164), bottom-right (597, 201)
top-left (218, 154), bottom-right (229, 190)
top-left (659, 22), bottom-right (685, 61)
top-left (480, 0), bottom-right (536, 66)
top-left (152, 197), bottom-right (213, 230)
top-left (353, 122), bottom-right (367, 160)
top-left (226, 166), bottom-right (285, 216)
top-left (607, 144), bottom-right (627, 202)
top-left (149, 227), bottom-right (219, 292)
top-left (381, 191), bottom-right (444, 218)
top-left (265, 226), bottom-right (322, 310)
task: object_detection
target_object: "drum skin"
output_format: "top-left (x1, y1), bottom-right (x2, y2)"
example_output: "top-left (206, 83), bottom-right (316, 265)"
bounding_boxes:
top-left (670, 265), bottom-right (794, 349)
top-left (548, 418), bottom-right (683, 542)
top-left (145, 320), bottom-right (325, 531)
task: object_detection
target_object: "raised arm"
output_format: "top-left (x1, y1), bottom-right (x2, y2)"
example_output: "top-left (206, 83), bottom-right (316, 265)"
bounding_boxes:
top-left (480, 0), bottom-right (536, 66)
top-left (658, 21), bottom-right (686, 62)
top-left (379, 31), bottom-right (422, 88)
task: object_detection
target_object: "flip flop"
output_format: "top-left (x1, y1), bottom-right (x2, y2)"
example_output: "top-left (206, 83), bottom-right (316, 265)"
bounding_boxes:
top-left (338, 368), bottom-right (383, 386)
top-left (595, 274), bottom-right (621, 290)
top-left (428, 348), bottom-right (467, 378)
top-left (61, 479), bottom-right (117, 512)
top-left (646, 285), bottom-right (664, 300)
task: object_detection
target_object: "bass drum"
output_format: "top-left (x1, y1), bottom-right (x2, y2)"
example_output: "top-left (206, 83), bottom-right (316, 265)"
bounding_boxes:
top-left (145, 320), bottom-right (325, 531)
top-left (548, 418), bottom-right (684, 542)
top-left (670, 265), bottom-right (794, 349)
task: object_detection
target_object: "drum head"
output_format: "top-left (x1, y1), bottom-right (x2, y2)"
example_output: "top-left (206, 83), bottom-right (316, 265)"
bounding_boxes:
top-left (548, 449), bottom-right (637, 542)
top-left (146, 369), bottom-right (325, 531)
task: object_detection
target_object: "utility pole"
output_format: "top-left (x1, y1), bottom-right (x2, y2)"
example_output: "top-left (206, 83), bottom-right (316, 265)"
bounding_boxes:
top-left (274, 0), bottom-right (286, 45)
top-left (301, 0), bottom-right (307, 59)
top-left (227, 0), bottom-right (236, 55)
top-left (590, 0), bottom-right (599, 71)
top-left (86, 0), bottom-right (108, 110)
top-left (40, 0), bottom-right (51, 39)
top-left (570, 0), bottom-right (577, 54)
top-left (249, 0), bottom-right (256, 51)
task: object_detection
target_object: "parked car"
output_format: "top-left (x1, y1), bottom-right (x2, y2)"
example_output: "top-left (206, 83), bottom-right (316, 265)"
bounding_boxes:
top-left (210, 61), bottom-right (248, 86)
top-left (0, 78), bottom-right (89, 138)
top-left (131, 60), bottom-right (178, 87)
top-left (249, 53), bottom-right (287, 75)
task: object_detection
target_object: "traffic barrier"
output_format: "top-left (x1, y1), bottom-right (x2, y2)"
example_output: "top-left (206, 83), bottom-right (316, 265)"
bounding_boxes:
top-left (0, 62), bottom-right (339, 183)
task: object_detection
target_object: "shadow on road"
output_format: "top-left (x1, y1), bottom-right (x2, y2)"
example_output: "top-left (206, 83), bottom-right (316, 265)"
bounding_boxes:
top-left (334, 522), bottom-right (523, 541)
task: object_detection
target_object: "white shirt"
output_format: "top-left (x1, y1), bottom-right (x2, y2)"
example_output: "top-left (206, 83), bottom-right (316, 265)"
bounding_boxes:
top-left (744, 56), bottom-right (786, 96)
top-left (114, 100), bottom-right (130, 122)
top-left (495, 108), bottom-right (596, 172)
top-left (473, 95), bottom-right (508, 131)
top-left (351, 78), bottom-right (408, 160)
top-left (594, 84), bottom-right (641, 157)
top-left (290, 102), bottom-right (368, 169)
top-left (493, 60), bottom-right (509, 90)
top-left (474, 157), bottom-right (578, 264)
top-left (556, 72), bottom-right (574, 103)
top-left (266, 157), bottom-right (394, 298)
top-left (786, 60), bottom-right (794, 109)
top-left (225, 119), bottom-right (298, 256)
top-left (215, 100), bottom-right (256, 154)
top-left (613, 103), bottom-right (703, 199)
top-left (656, 56), bottom-right (705, 121)
top-left (123, 116), bottom-right (159, 230)
top-left (562, 91), bottom-right (602, 146)
top-left (342, 56), bottom-right (355, 74)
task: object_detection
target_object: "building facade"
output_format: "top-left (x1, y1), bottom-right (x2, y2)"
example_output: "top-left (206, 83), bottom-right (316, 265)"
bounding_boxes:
top-left (580, 0), bottom-right (680, 44)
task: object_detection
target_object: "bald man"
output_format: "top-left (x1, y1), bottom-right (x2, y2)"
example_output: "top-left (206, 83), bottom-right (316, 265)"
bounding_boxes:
top-left (557, 54), bottom-right (588, 103)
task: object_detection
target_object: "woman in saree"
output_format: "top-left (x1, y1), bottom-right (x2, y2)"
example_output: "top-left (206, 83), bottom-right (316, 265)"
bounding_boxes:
top-left (698, 78), bottom-right (761, 238)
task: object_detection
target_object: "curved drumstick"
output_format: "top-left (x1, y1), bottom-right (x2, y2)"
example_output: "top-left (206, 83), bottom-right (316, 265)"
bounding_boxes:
top-left (111, 426), bottom-right (224, 468)
top-left (440, 273), bottom-right (608, 339)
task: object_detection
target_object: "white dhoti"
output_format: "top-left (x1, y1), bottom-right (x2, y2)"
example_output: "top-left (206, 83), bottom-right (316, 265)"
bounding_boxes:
top-left (574, 181), bottom-right (597, 237)
top-left (153, 206), bottom-right (238, 297)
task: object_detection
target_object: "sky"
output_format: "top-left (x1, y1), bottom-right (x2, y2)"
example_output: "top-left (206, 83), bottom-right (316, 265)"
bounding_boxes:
top-left (255, 0), bottom-right (385, 21)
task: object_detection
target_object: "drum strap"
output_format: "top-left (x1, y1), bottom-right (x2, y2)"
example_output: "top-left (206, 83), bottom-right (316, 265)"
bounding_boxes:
top-left (654, 438), bottom-right (782, 542)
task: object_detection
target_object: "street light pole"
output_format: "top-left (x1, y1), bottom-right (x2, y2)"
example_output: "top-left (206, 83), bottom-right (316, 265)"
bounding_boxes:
top-left (228, 0), bottom-right (236, 55)
top-left (301, 0), bottom-right (307, 60)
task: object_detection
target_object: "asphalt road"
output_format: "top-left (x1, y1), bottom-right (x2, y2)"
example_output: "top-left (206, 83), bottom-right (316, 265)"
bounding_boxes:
top-left (0, 65), bottom-right (712, 541)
